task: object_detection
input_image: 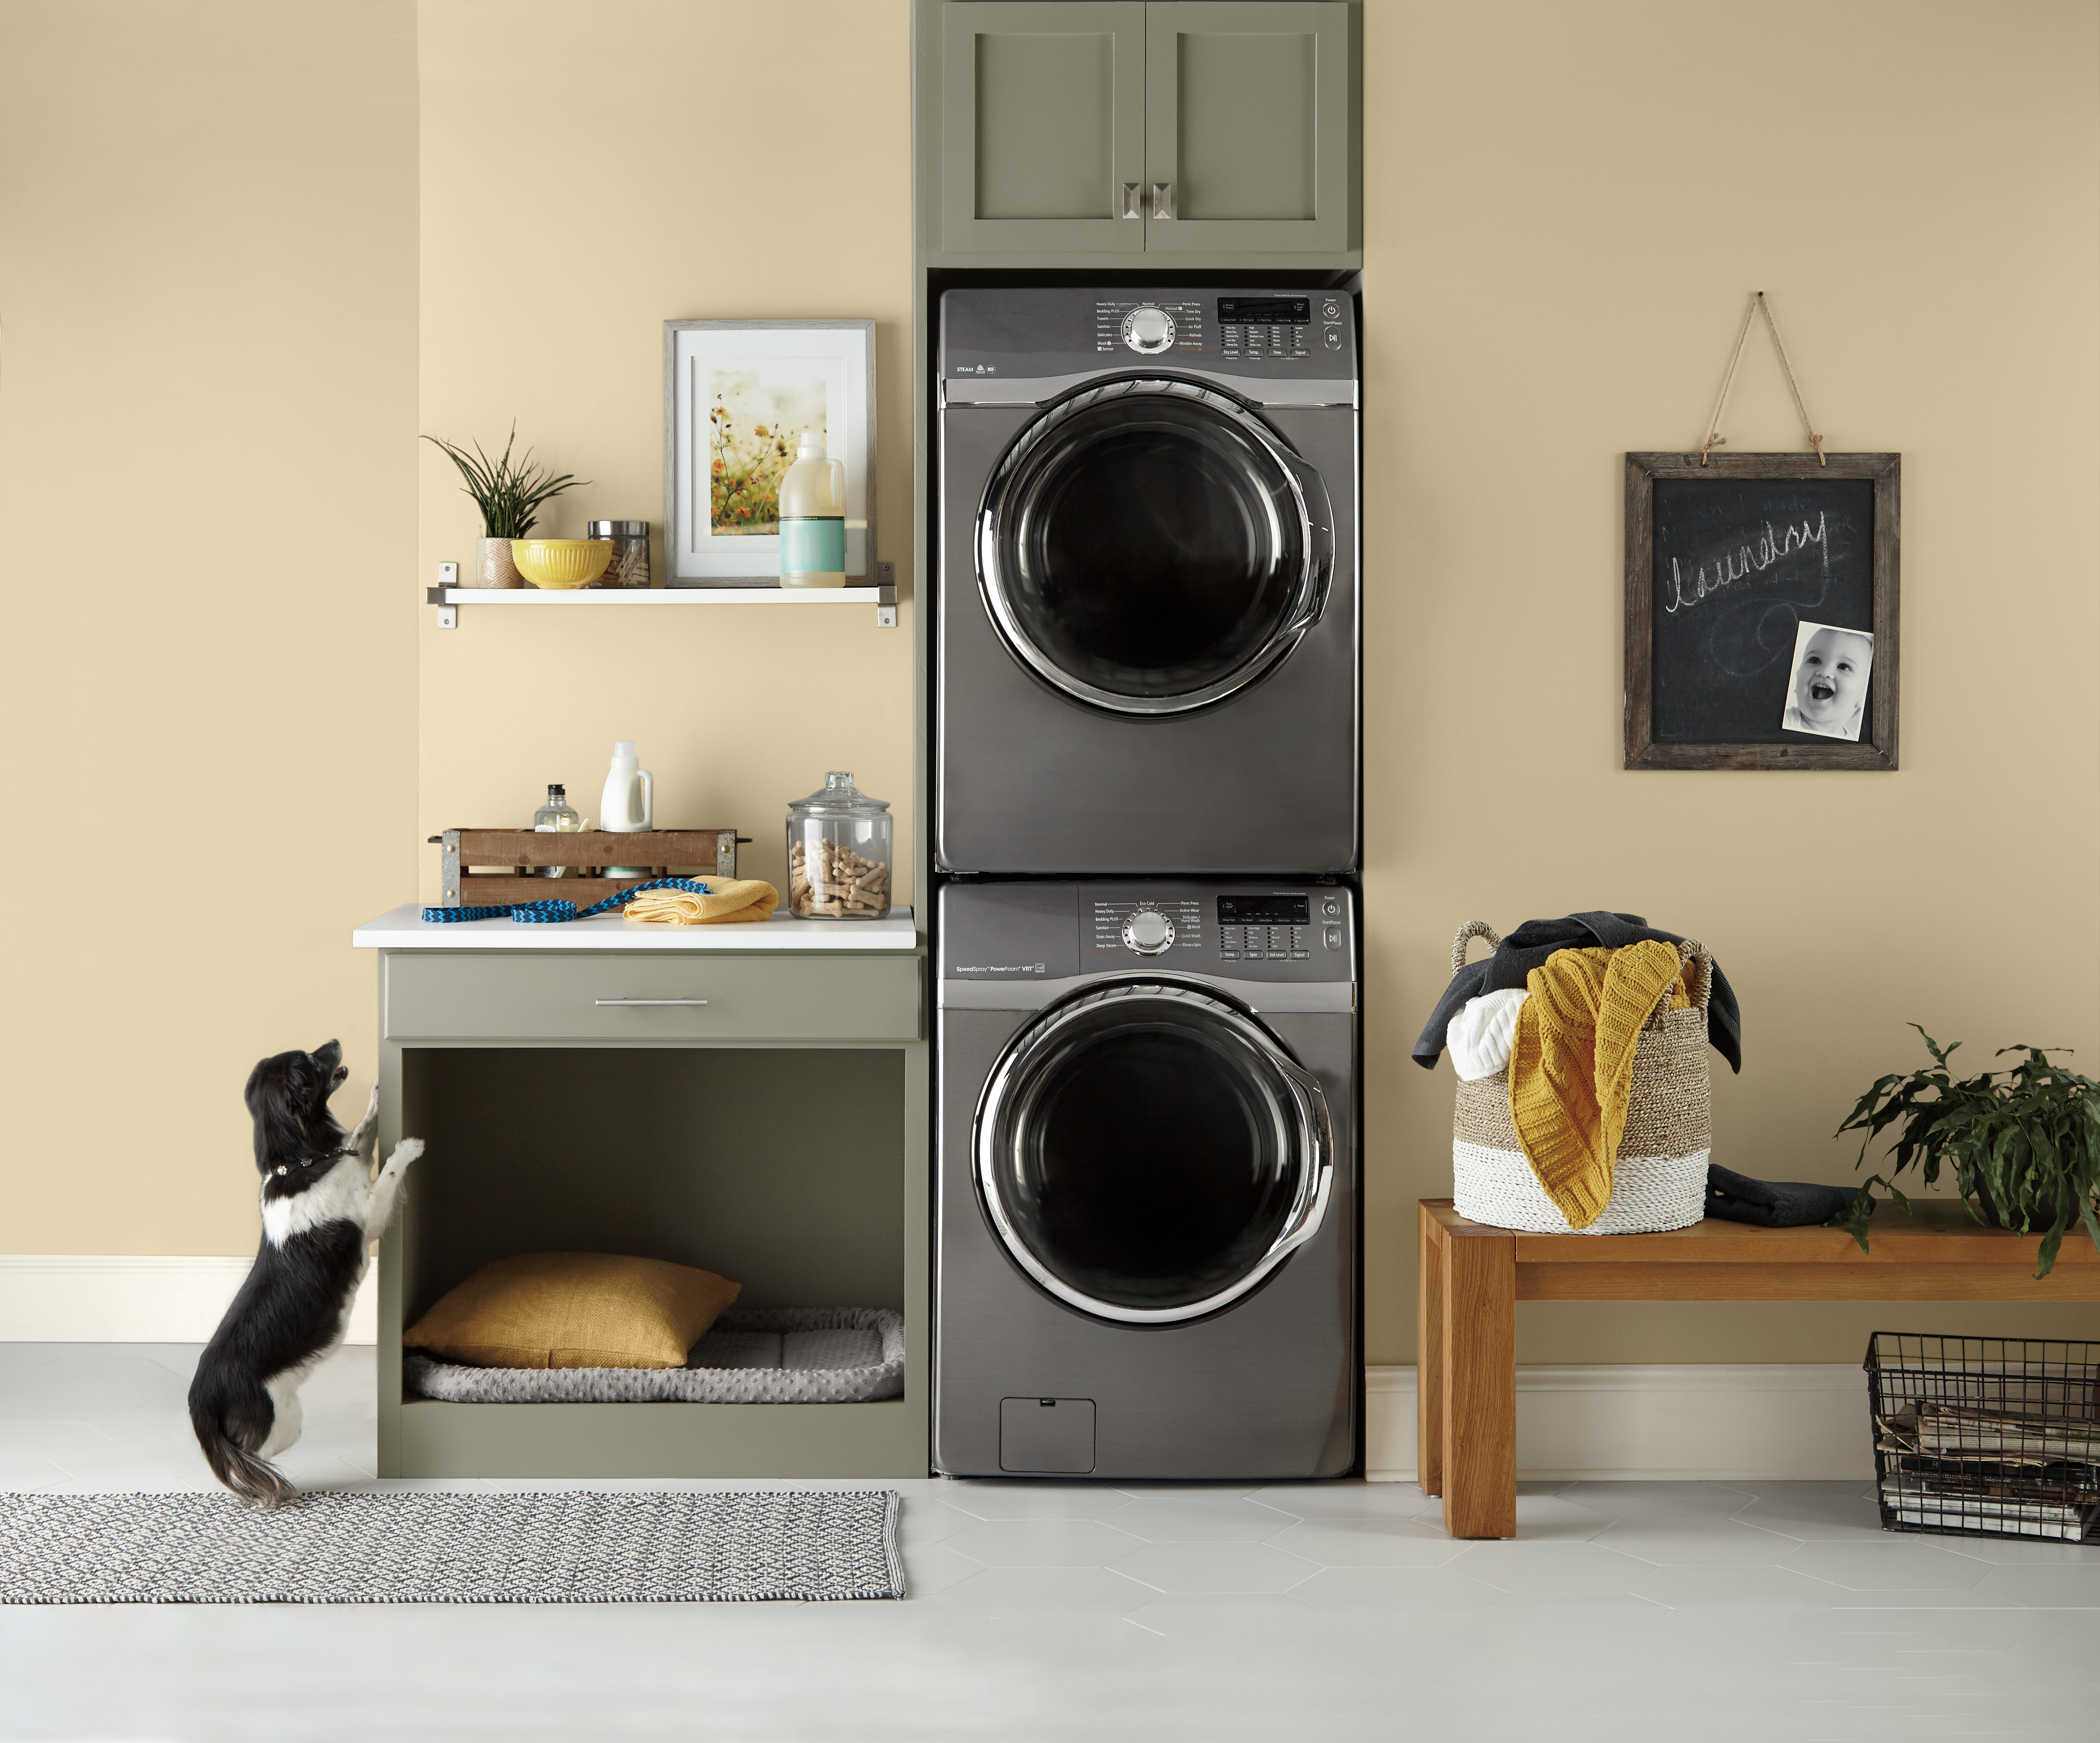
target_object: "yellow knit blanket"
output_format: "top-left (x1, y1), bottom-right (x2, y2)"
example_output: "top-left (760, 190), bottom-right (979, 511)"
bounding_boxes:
top-left (1507, 942), bottom-right (1688, 1230)
top-left (622, 878), bottom-right (780, 926)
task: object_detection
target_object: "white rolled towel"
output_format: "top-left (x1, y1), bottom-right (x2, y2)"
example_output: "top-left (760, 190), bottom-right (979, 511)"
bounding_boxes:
top-left (1446, 987), bottom-right (1529, 1082)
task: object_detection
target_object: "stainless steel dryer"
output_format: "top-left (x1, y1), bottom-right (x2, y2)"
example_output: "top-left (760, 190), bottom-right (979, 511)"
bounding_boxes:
top-left (934, 878), bottom-right (1358, 1480)
top-left (936, 286), bottom-right (1360, 876)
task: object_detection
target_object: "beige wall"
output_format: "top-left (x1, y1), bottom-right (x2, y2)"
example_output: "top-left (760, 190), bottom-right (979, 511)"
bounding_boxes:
top-left (0, 1), bottom-right (420, 1255)
top-left (8, 0), bottom-right (2096, 1381)
top-left (416, 0), bottom-right (915, 899)
top-left (1360, 0), bottom-right (2100, 1363)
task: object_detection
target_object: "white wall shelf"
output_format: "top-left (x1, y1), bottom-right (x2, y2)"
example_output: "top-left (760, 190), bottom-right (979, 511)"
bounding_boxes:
top-left (428, 561), bottom-right (897, 627)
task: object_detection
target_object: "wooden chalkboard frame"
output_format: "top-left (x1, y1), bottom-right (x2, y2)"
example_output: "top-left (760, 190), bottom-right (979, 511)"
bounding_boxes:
top-left (1624, 451), bottom-right (1901, 771)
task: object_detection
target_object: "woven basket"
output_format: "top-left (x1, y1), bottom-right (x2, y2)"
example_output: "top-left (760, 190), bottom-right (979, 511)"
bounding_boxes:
top-left (1448, 921), bottom-right (1712, 1235)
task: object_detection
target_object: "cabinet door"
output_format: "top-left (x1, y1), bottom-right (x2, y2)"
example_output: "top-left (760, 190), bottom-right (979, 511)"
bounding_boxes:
top-left (1142, 1), bottom-right (1351, 254)
top-left (940, 2), bottom-right (1147, 255)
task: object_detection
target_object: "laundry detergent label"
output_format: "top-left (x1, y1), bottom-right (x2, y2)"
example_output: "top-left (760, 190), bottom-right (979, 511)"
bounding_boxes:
top-left (780, 516), bottom-right (845, 577)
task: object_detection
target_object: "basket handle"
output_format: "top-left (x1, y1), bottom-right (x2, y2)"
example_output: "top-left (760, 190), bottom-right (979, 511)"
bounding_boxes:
top-left (1451, 921), bottom-right (1501, 978)
top-left (1673, 939), bottom-right (1715, 1017)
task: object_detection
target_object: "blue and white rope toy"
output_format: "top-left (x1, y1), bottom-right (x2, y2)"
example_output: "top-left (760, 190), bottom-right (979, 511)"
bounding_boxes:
top-left (422, 877), bottom-right (713, 925)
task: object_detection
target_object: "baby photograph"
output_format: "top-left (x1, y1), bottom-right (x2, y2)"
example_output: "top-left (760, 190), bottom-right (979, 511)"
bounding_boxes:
top-left (1780, 619), bottom-right (1874, 741)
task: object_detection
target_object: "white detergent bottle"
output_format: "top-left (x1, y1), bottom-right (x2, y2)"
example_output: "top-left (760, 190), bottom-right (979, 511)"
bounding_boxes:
top-left (777, 428), bottom-right (847, 587)
top-left (599, 741), bottom-right (653, 878)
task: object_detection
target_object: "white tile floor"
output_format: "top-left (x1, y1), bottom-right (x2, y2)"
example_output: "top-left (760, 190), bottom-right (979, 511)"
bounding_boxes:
top-left (4, 1341), bottom-right (2099, 1741)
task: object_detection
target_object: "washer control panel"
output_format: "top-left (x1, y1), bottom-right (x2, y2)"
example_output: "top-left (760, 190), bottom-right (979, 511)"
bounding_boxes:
top-left (1079, 885), bottom-right (1353, 980)
top-left (1091, 895), bottom-right (1205, 960)
top-left (1094, 298), bottom-right (1206, 357)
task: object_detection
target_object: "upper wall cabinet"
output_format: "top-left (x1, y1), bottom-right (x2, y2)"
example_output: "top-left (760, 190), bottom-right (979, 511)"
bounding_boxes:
top-left (932, 1), bottom-right (1356, 261)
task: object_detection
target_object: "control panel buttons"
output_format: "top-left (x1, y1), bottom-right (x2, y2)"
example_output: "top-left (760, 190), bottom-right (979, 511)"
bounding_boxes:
top-left (1122, 306), bottom-right (1176, 354)
top-left (1324, 924), bottom-right (1344, 950)
top-left (1322, 328), bottom-right (1342, 350)
top-left (1321, 297), bottom-right (1343, 323)
top-left (1320, 895), bottom-right (1341, 918)
top-left (1122, 908), bottom-right (1176, 955)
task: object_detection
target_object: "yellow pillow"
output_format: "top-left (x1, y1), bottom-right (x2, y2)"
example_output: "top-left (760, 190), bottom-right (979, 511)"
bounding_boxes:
top-left (403, 1252), bottom-right (741, 1370)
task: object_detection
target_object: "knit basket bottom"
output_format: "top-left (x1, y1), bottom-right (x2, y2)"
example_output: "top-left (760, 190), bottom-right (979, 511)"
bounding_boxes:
top-left (1453, 1141), bottom-right (1710, 1235)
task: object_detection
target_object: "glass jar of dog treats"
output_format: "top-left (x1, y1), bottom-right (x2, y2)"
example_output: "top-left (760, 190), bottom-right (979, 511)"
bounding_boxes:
top-left (786, 772), bottom-right (892, 920)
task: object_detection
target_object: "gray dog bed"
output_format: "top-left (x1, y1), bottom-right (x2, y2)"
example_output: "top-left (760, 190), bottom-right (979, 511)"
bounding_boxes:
top-left (404, 1308), bottom-right (904, 1404)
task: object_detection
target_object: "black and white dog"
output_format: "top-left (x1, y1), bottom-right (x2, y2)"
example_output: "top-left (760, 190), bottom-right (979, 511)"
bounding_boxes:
top-left (188, 1040), bottom-right (422, 1506)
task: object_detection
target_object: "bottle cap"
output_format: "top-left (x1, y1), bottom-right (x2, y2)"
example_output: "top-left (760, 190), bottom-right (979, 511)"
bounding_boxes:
top-left (548, 784), bottom-right (565, 800)
top-left (612, 741), bottom-right (637, 759)
top-left (797, 429), bottom-right (826, 458)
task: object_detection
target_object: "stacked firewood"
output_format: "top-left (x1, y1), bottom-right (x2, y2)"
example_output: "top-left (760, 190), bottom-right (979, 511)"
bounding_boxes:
top-left (790, 838), bottom-right (890, 919)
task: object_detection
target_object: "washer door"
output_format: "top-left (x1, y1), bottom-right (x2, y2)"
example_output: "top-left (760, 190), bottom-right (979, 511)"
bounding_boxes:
top-left (975, 981), bottom-right (1335, 1324)
top-left (976, 379), bottom-right (1335, 715)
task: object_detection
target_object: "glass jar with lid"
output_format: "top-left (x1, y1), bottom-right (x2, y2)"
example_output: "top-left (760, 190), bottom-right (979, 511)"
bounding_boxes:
top-left (786, 772), bottom-right (892, 920)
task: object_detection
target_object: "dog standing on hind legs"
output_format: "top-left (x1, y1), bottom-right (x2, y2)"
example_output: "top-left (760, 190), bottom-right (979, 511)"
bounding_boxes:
top-left (188, 1039), bottom-right (423, 1506)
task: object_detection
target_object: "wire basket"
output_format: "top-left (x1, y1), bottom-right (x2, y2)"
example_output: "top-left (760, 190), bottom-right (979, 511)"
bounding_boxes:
top-left (1864, 1332), bottom-right (2100, 1542)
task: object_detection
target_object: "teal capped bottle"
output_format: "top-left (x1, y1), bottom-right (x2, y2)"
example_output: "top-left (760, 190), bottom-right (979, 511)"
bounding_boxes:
top-left (778, 428), bottom-right (846, 587)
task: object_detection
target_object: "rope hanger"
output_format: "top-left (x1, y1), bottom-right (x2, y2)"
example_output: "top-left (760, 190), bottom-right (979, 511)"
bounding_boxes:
top-left (1699, 291), bottom-right (1826, 467)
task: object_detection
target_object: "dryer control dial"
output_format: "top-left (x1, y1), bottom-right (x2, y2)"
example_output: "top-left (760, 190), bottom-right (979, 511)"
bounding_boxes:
top-left (1121, 306), bottom-right (1175, 354)
top-left (1122, 909), bottom-right (1176, 955)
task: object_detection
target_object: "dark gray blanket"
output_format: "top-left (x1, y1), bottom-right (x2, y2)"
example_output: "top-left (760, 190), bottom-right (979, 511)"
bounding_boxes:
top-left (1704, 1165), bottom-right (1859, 1228)
top-left (1413, 911), bottom-right (1742, 1074)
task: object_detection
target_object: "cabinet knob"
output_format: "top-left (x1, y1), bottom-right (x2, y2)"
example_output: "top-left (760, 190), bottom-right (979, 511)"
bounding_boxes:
top-left (1150, 181), bottom-right (1174, 220)
top-left (1122, 182), bottom-right (1141, 219)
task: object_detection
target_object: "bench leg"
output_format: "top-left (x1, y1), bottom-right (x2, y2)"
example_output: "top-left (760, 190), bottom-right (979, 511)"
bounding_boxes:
top-left (1441, 1227), bottom-right (1516, 1539)
top-left (1417, 1203), bottom-right (1445, 1498)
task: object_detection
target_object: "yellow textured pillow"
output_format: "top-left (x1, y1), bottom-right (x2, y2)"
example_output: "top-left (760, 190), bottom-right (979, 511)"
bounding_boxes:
top-left (403, 1252), bottom-right (741, 1370)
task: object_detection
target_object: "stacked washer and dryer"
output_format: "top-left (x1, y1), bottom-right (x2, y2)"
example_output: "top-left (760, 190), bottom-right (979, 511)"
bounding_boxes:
top-left (931, 286), bottom-right (1362, 1480)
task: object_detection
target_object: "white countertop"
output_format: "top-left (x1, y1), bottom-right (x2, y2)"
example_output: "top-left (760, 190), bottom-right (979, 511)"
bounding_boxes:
top-left (352, 903), bottom-right (919, 952)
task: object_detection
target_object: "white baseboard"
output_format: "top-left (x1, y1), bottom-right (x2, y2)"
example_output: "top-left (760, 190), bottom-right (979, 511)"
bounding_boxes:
top-left (0, 1256), bottom-right (377, 1345)
top-left (1365, 1363), bottom-right (1872, 1484)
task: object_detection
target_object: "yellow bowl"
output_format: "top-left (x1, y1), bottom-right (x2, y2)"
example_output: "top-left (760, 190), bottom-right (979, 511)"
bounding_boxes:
top-left (512, 539), bottom-right (613, 589)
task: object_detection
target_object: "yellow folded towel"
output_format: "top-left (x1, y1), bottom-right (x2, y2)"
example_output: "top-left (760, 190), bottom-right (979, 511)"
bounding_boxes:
top-left (623, 878), bottom-right (780, 926)
top-left (1506, 941), bottom-right (1688, 1230)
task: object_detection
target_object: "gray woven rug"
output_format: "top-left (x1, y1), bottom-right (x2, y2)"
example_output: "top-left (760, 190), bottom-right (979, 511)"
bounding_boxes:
top-left (0, 1489), bottom-right (903, 1604)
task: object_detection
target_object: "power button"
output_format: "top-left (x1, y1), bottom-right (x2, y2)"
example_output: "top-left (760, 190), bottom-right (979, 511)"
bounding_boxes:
top-left (1319, 895), bottom-right (1341, 918)
top-left (1321, 297), bottom-right (1343, 322)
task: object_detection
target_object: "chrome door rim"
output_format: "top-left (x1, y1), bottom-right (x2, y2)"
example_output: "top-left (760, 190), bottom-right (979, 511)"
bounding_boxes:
top-left (975, 378), bottom-right (1335, 716)
top-left (974, 979), bottom-right (1335, 1325)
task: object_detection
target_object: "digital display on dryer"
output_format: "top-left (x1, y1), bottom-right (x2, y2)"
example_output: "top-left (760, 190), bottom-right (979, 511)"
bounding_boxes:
top-left (1217, 895), bottom-right (1310, 926)
top-left (1216, 298), bottom-right (1311, 326)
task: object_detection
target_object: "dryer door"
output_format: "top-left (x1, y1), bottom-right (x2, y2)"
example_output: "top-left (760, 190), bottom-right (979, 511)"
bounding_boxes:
top-left (976, 379), bottom-right (1335, 715)
top-left (974, 981), bottom-right (1334, 1324)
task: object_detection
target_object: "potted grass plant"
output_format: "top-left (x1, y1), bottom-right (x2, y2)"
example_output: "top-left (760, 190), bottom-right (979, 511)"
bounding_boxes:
top-left (1838, 1026), bottom-right (2100, 1277)
top-left (422, 423), bottom-right (588, 588)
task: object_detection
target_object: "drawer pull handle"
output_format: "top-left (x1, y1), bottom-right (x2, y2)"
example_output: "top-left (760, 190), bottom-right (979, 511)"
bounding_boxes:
top-left (595, 998), bottom-right (709, 1007)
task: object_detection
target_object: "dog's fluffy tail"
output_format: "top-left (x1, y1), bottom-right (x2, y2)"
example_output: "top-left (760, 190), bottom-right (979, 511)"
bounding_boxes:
top-left (187, 1375), bottom-right (297, 1509)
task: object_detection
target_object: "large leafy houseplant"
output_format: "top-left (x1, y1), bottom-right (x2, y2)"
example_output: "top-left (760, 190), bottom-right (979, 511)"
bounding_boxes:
top-left (422, 422), bottom-right (585, 538)
top-left (1837, 1027), bottom-right (2100, 1277)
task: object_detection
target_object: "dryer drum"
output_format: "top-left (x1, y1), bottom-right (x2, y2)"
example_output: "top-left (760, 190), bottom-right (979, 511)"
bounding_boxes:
top-left (974, 981), bottom-right (1334, 1324)
top-left (977, 379), bottom-right (1335, 715)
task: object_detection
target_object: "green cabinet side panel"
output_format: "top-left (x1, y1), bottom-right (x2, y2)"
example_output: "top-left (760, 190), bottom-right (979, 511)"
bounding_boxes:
top-left (1144, 1), bottom-right (1352, 253)
top-left (940, 1), bottom-right (1145, 254)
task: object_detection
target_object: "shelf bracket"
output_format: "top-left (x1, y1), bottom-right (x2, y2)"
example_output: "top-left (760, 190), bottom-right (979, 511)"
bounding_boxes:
top-left (430, 562), bottom-right (458, 628)
top-left (875, 560), bottom-right (898, 628)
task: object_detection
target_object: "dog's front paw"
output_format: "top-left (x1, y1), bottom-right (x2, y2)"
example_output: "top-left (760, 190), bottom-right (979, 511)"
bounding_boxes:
top-left (388, 1137), bottom-right (425, 1169)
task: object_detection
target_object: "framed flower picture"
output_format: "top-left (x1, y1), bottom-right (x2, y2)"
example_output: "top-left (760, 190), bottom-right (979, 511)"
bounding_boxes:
top-left (663, 319), bottom-right (876, 586)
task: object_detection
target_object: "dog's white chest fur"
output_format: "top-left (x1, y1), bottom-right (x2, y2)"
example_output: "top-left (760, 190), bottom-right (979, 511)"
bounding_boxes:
top-left (260, 1155), bottom-right (374, 1247)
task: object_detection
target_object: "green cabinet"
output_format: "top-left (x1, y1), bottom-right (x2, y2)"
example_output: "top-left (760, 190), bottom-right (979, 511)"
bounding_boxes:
top-left (932, 0), bottom-right (1355, 261)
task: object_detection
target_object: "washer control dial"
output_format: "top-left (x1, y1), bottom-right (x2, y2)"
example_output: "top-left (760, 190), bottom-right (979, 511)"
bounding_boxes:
top-left (1121, 306), bottom-right (1175, 354)
top-left (1122, 908), bottom-right (1176, 955)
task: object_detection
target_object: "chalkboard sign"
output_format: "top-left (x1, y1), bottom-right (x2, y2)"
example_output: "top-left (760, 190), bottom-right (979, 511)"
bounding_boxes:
top-left (1624, 452), bottom-right (1900, 770)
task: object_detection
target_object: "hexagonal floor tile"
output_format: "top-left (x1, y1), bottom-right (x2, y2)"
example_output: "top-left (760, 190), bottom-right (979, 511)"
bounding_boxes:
top-left (935, 1479), bottom-right (1143, 1522)
top-left (1784, 1540), bottom-right (1990, 1592)
top-left (1262, 1516), bottom-right (1472, 1569)
top-left (1586, 1519), bottom-right (1806, 1566)
top-left (1628, 1564), bottom-right (1851, 1607)
top-left (927, 1565), bottom-right (1160, 1617)
top-left (1967, 1562), bottom-right (2100, 1607)
top-left (1555, 1479), bottom-right (1758, 1520)
top-left (1109, 1539), bottom-right (1321, 1593)
top-left (1290, 1565), bottom-right (1502, 1611)
top-left (944, 1517), bottom-right (1149, 1568)
top-left (1445, 1541), bottom-right (1659, 1595)
top-left (1120, 1592), bottom-right (1335, 1641)
top-left (1247, 1481), bottom-right (1433, 1520)
top-left (1104, 1493), bottom-right (1311, 1541)
top-left (1729, 1481), bottom-right (1887, 1541)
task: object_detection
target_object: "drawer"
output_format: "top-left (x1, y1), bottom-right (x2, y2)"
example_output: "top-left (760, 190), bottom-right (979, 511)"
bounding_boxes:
top-left (384, 952), bottom-right (922, 1043)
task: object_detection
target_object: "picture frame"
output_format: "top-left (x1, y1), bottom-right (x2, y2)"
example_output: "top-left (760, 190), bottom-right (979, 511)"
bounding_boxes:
top-left (662, 319), bottom-right (877, 587)
top-left (1624, 451), bottom-right (1900, 770)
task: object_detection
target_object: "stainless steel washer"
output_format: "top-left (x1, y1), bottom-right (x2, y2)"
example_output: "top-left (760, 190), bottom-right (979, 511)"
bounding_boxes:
top-left (934, 879), bottom-right (1359, 1480)
top-left (936, 287), bottom-right (1360, 876)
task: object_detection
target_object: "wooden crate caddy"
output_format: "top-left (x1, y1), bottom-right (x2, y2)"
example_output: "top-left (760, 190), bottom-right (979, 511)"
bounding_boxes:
top-left (433, 828), bottom-right (743, 909)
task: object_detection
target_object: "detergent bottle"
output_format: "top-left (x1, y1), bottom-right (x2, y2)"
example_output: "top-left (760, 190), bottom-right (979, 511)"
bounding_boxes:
top-left (778, 429), bottom-right (847, 587)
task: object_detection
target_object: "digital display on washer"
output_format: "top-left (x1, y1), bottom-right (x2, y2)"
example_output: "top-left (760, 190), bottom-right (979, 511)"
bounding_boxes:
top-left (1216, 297), bottom-right (1311, 326)
top-left (1217, 895), bottom-right (1310, 926)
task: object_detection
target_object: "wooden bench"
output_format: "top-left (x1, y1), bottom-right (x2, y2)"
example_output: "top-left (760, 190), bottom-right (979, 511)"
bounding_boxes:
top-left (1416, 1197), bottom-right (2100, 1538)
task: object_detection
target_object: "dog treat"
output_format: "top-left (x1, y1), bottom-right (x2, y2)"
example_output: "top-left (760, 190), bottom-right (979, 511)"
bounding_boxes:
top-left (789, 838), bottom-right (890, 919)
